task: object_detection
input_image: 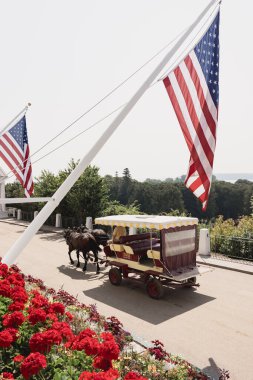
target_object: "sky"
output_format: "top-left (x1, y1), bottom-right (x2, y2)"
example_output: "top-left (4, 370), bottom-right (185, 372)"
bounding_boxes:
top-left (0, 0), bottom-right (252, 183)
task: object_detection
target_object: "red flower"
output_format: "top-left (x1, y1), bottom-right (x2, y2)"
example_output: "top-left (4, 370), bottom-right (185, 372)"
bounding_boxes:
top-left (5, 328), bottom-right (18, 342)
top-left (65, 311), bottom-right (73, 321)
top-left (11, 288), bottom-right (28, 304)
top-left (1, 372), bottom-right (14, 379)
top-left (29, 330), bottom-right (62, 353)
top-left (48, 302), bottom-right (65, 315)
top-left (46, 313), bottom-right (58, 322)
top-left (100, 332), bottom-right (114, 341)
top-left (8, 302), bottom-right (25, 312)
top-left (0, 330), bottom-right (13, 348)
top-left (124, 372), bottom-right (148, 380)
top-left (51, 322), bottom-right (73, 341)
top-left (28, 309), bottom-right (47, 325)
top-left (31, 294), bottom-right (49, 309)
top-left (93, 356), bottom-right (112, 371)
top-left (78, 372), bottom-right (93, 380)
top-left (20, 352), bottom-right (47, 379)
top-left (74, 337), bottom-right (100, 356)
top-left (2, 311), bottom-right (25, 328)
top-left (0, 279), bottom-right (11, 297)
top-left (99, 339), bottom-right (119, 361)
top-left (79, 368), bottom-right (119, 380)
top-left (78, 328), bottom-right (96, 340)
top-left (14, 354), bottom-right (25, 363)
top-left (0, 263), bottom-right (9, 277)
top-left (7, 273), bottom-right (25, 287)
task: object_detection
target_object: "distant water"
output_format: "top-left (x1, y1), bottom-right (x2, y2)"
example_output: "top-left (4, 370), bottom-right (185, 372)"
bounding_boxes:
top-left (218, 179), bottom-right (253, 184)
top-left (215, 174), bottom-right (253, 183)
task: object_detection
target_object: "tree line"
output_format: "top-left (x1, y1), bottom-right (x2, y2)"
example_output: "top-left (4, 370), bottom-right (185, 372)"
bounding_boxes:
top-left (5, 161), bottom-right (253, 223)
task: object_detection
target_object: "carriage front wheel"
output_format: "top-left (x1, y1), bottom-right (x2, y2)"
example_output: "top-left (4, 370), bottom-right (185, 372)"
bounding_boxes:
top-left (146, 278), bottom-right (164, 299)
top-left (109, 267), bottom-right (122, 286)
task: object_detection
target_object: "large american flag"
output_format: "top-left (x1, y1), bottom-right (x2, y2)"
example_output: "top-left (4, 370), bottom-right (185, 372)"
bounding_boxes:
top-left (0, 116), bottom-right (34, 197)
top-left (163, 11), bottom-right (220, 210)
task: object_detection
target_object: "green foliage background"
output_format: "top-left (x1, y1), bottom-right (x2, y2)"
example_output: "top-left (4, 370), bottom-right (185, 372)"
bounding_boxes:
top-left (5, 163), bottom-right (253, 224)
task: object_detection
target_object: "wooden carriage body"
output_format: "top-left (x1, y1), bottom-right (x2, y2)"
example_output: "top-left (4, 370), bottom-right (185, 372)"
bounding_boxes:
top-left (95, 215), bottom-right (202, 280)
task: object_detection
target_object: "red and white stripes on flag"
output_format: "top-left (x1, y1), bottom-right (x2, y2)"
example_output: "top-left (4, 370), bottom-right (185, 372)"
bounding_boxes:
top-left (0, 115), bottom-right (34, 197)
top-left (163, 11), bottom-right (220, 211)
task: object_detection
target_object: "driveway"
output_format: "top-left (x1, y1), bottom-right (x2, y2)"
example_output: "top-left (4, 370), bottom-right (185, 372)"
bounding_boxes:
top-left (1, 221), bottom-right (252, 380)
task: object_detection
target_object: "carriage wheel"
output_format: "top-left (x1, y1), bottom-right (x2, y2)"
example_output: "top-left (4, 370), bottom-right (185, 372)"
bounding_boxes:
top-left (109, 268), bottom-right (122, 286)
top-left (185, 277), bottom-right (197, 287)
top-left (146, 278), bottom-right (164, 299)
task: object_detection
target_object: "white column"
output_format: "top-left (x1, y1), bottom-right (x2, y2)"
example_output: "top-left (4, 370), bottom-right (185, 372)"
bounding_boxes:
top-left (0, 181), bottom-right (6, 212)
top-left (86, 217), bottom-right (93, 230)
top-left (0, 166), bottom-right (7, 214)
top-left (17, 209), bottom-right (22, 220)
top-left (34, 211), bottom-right (39, 219)
top-left (198, 228), bottom-right (211, 256)
top-left (55, 213), bottom-right (62, 228)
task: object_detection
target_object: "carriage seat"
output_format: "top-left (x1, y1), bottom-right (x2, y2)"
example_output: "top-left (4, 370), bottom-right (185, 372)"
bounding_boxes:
top-left (119, 232), bottom-right (157, 244)
top-left (123, 239), bottom-right (160, 257)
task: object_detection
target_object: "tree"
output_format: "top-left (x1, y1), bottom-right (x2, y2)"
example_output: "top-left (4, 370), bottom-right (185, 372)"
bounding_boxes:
top-left (5, 182), bottom-right (24, 198)
top-left (102, 200), bottom-right (141, 216)
top-left (5, 181), bottom-right (33, 212)
top-left (104, 173), bottom-right (120, 201)
top-left (34, 170), bottom-right (60, 197)
top-left (34, 160), bottom-right (109, 222)
top-left (118, 168), bottom-right (133, 205)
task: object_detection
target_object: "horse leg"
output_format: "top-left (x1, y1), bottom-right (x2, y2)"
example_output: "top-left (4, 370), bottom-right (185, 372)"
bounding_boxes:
top-left (94, 251), bottom-right (100, 274)
top-left (68, 248), bottom-right (74, 265)
top-left (83, 251), bottom-right (88, 272)
top-left (76, 250), bottom-right (80, 268)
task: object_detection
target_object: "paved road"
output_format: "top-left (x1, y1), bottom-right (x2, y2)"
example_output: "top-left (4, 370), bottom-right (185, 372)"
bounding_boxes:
top-left (1, 221), bottom-right (253, 380)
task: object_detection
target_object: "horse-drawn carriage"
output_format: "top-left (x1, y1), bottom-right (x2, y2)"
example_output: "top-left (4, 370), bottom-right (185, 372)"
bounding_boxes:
top-left (95, 214), bottom-right (211, 299)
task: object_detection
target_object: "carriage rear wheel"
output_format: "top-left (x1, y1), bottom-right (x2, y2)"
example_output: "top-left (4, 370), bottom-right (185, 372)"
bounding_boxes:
top-left (109, 267), bottom-right (122, 286)
top-left (185, 277), bottom-right (197, 287)
top-left (146, 278), bottom-right (164, 299)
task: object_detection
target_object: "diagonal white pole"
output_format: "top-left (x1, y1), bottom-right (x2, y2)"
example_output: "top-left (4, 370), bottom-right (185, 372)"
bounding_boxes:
top-left (2, 0), bottom-right (219, 265)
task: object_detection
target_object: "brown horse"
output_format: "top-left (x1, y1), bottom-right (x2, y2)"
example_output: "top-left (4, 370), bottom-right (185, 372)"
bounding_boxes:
top-left (63, 229), bottom-right (102, 273)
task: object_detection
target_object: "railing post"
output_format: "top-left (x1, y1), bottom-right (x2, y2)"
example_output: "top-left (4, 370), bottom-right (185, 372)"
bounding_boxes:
top-left (86, 217), bottom-right (93, 230)
top-left (55, 213), bottom-right (62, 228)
top-left (17, 209), bottom-right (22, 221)
top-left (198, 228), bottom-right (211, 256)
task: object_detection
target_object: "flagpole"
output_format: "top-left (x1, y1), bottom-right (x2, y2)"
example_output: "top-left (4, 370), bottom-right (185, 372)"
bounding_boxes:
top-left (0, 103), bottom-right (31, 137)
top-left (2, 0), bottom-right (220, 266)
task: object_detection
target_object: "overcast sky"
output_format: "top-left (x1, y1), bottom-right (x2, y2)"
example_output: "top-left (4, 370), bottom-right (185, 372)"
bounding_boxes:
top-left (0, 0), bottom-right (252, 182)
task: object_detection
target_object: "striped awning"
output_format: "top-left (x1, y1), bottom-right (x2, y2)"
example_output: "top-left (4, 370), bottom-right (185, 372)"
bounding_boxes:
top-left (95, 215), bottom-right (198, 230)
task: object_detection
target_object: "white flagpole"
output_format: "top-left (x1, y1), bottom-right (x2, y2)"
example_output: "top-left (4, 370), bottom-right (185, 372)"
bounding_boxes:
top-left (0, 103), bottom-right (31, 137)
top-left (2, 0), bottom-right (219, 265)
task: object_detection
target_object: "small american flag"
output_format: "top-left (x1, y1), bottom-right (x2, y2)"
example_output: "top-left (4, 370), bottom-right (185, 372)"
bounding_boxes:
top-left (163, 11), bottom-right (220, 210)
top-left (0, 115), bottom-right (34, 197)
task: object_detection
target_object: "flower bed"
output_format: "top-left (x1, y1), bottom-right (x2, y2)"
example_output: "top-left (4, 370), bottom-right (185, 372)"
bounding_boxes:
top-left (0, 262), bottom-right (226, 380)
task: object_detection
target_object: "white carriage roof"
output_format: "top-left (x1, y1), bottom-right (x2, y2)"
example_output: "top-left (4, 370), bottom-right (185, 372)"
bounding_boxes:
top-left (95, 215), bottom-right (198, 230)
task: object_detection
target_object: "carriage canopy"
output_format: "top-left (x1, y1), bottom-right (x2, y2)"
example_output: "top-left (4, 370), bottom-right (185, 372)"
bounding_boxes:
top-left (95, 214), bottom-right (198, 230)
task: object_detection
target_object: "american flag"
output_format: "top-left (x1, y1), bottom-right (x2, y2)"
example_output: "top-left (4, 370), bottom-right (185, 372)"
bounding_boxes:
top-left (163, 11), bottom-right (220, 210)
top-left (0, 116), bottom-right (34, 197)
